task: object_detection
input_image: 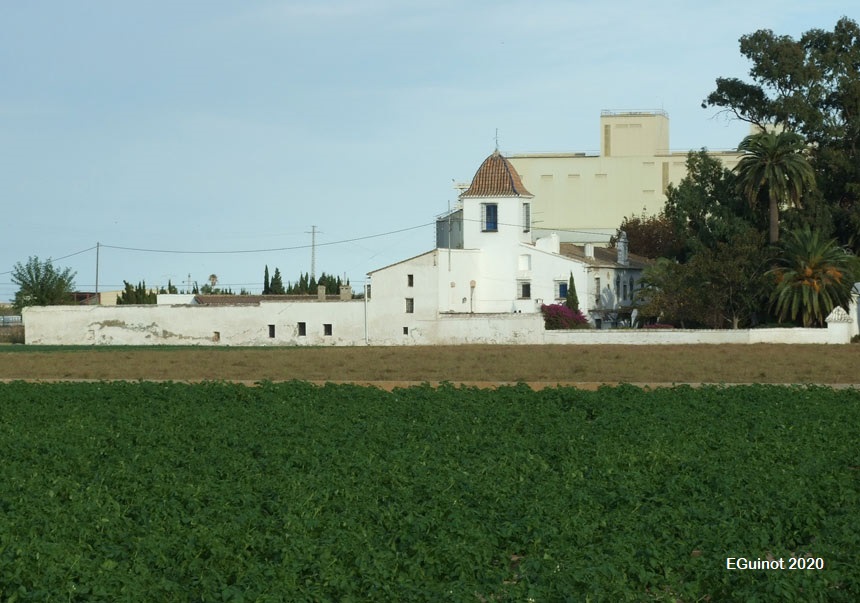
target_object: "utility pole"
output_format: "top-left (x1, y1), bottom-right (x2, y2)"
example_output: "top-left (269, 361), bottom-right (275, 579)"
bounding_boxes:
top-left (95, 242), bottom-right (100, 304)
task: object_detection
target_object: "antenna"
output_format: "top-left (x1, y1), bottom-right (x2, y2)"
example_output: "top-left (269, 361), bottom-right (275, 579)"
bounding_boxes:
top-left (495, 128), bottom-right (499, 151)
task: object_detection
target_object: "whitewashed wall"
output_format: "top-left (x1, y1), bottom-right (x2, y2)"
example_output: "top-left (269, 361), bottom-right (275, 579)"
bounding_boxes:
top-left (22, 295), bottom-right (857, 346)
top-left (24, 302), bottom-right (369, 346)
top-left (543, 327), bottom-right (833, 345)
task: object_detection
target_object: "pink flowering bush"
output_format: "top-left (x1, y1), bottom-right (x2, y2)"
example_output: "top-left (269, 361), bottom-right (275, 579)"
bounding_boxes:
top-left (540, 303), bottom-right (590, 329)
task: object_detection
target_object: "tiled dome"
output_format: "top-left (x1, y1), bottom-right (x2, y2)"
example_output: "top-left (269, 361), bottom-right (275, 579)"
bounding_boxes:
top-left (460, 150), bottom-right (533, 198)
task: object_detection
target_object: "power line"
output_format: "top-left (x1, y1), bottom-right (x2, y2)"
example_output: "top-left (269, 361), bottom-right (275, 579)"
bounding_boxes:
top-left (99, 222), bottom-right (434, 255)
top-left (0, 246), bottom-right (97, 275)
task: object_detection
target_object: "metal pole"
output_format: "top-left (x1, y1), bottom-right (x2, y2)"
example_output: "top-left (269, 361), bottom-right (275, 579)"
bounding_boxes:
top-left (95, 242), bottom-right (100, 304)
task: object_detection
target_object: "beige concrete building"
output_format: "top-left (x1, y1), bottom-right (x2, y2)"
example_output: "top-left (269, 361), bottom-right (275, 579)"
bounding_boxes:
top-left (507, 111), bottom-right (744, 244)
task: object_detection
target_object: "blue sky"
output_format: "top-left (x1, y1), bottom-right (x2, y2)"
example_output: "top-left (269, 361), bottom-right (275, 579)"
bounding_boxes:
top-left (1, 0), bottom-right (855, 300)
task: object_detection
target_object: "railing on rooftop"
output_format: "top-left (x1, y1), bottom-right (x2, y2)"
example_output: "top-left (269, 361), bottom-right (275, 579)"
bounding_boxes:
top-left (600, 109), bottom-right (670, 118)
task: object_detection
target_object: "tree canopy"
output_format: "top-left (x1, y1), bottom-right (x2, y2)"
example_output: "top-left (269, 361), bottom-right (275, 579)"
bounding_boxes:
top-left (703, 17), bottom-right (860, 251)
top-left (11, 256), bottom-right (76, 311)
top-left (634, 151), bottom-right (771, 328)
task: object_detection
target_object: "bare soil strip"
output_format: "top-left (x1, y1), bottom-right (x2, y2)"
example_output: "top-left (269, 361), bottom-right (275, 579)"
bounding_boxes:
top-left (1, 344), bottom-right (858, 385)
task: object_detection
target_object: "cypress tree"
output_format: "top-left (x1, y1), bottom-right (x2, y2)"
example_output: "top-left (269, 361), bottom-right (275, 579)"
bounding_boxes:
top-left (565, 272), bottom-right (579, 313)
top-left (263, 265), bottom-right (271, 295)
top-left (270, 268), bottom-right (285, 294)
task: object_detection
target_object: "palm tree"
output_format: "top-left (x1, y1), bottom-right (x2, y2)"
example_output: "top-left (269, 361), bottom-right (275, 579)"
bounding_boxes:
top-left (734, 131), bottom-right (815, 244)
top-left (768, 225), bottom-right (858, 327)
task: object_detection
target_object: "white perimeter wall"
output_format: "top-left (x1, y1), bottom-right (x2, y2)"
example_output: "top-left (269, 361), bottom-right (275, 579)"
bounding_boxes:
top-left (22, 302), bottom-right (855, 346)
top-left (24, 302), bottom-right (369, 346)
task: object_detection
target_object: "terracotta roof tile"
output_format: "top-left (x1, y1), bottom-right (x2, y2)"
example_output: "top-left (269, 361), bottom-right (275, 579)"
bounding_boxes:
top-left (558, 243), bottom-right (651, 269)
top-left (460, 150), bottom-right (533, 198)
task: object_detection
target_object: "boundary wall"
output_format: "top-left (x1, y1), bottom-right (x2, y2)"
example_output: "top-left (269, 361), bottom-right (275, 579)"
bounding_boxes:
top-left (21, 300), bottom-right (856, 345)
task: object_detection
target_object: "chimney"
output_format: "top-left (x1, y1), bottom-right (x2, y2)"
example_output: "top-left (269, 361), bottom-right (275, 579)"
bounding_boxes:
top-left (317, 285), bottom-right (326, 301)
top-left (617, 231), bottom-right (629, 266)
top-left (339, 284), bottom-right (352, 301)
top-left (584, 243), bottom-right (595, 259)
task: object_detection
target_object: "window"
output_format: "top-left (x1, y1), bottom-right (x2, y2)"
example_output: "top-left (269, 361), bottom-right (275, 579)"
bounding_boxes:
top-left (522, 202), bottom-right (531, 233)
top-left (482, 203), bottom-right (498, 232)
top-left (594, 277), bottom-right (601, 306)
top-left (615, 275), bottom-right (621, 296)
top-left (629, 276), bottom-right (635, 296)
top-left (268, 324), bottom-right (275, 338)
top-left (323, 323), bottom-right (332, 336)
top-left (518, 254), bottom-right (531, 271)
top-left (297, 322), bottom-right (306, 336)
top-left (405, 298), bottom-right (414, 313)
top-left (407, 274), bottom-right (414, 287)
top-left (403, 326), bottom-right (409, 335)
top-left (556, 281), bottom-right (568, 300)
top-left (517, 281), bottom-right (531, 299)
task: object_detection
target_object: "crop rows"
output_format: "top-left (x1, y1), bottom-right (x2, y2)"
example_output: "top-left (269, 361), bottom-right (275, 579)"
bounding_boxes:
top-left (0, 381), bottom-right (858, 601)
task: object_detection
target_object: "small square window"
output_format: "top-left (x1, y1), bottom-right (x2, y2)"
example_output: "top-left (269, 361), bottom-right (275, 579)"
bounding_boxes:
top-left (268, 324), bottom-right (276, 338)
top-left (407, 274), bottom-right (414, 287)
top-left (297, 322), bottom-right (306, 336)
top-left (403, 326), bottom-right (409, 335)
top-left (323, 323), bottom-right (332, 336)
top-left (556, 281), bottom-right (568, 299)
top-left (406, 298), bottom-right (414, 313)
top-left (518, 281), bottom-right (531, 299)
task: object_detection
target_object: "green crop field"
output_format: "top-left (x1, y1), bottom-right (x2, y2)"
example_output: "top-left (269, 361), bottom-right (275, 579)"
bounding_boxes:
top-left (1, 381), bottom-right (858, 601)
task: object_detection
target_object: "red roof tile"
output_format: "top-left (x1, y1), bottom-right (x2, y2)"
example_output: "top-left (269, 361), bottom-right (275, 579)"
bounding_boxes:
top-left (460, 150), bottom-right (533, 198)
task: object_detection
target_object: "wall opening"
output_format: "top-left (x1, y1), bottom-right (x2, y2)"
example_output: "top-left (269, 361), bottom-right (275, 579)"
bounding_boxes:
top-left (297, 322), bottom-right (306, 336)
top-left (268, 324), bottom-right (275, 338)
top-left (407, 274), bottom-right (414, 287)
top-left (403, 326), bottom-right (409, 335)
top-left (481, 203), bottom-right (498, 231)
top-left (405, 298), bottom-right (414, 313)
top-left (323, 323), bottom-right (333, 336)
top-left (213, 331), bottom-right (220, 343)
top-left (517, 280), bottom-right (531, 299)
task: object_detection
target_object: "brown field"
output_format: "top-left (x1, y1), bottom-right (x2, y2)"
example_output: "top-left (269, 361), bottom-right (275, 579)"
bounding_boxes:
top-left (0, 344), bottom-right (857, 386)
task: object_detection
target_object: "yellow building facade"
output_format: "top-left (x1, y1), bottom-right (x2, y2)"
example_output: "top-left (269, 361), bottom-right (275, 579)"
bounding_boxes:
top-left (507, 111), bottom-right (744, 244)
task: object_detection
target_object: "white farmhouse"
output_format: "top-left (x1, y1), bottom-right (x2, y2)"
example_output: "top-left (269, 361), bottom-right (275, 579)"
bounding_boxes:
top-left (24, 149), bottom-right (649, 346)
top-left (366, 149), bottom-right (649, 339)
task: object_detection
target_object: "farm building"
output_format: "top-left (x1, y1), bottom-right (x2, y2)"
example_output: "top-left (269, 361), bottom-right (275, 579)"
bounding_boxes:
top-left (23, 150), bottom-right (649, 345)
top-left (20, 148), bottom-right (859, 346)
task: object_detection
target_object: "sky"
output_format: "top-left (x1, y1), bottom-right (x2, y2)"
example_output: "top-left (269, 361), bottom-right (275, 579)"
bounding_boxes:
top-left (1, 0), bottom-right (856, 301)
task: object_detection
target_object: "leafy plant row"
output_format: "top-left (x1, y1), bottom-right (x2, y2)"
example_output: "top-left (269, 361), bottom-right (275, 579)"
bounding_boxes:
top-left (0, 382), bottom-right (858, 601)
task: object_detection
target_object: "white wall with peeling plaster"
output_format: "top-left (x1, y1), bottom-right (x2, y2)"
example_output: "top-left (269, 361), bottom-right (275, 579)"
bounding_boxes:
top-left (22, 295), bottom-right (857, 345)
